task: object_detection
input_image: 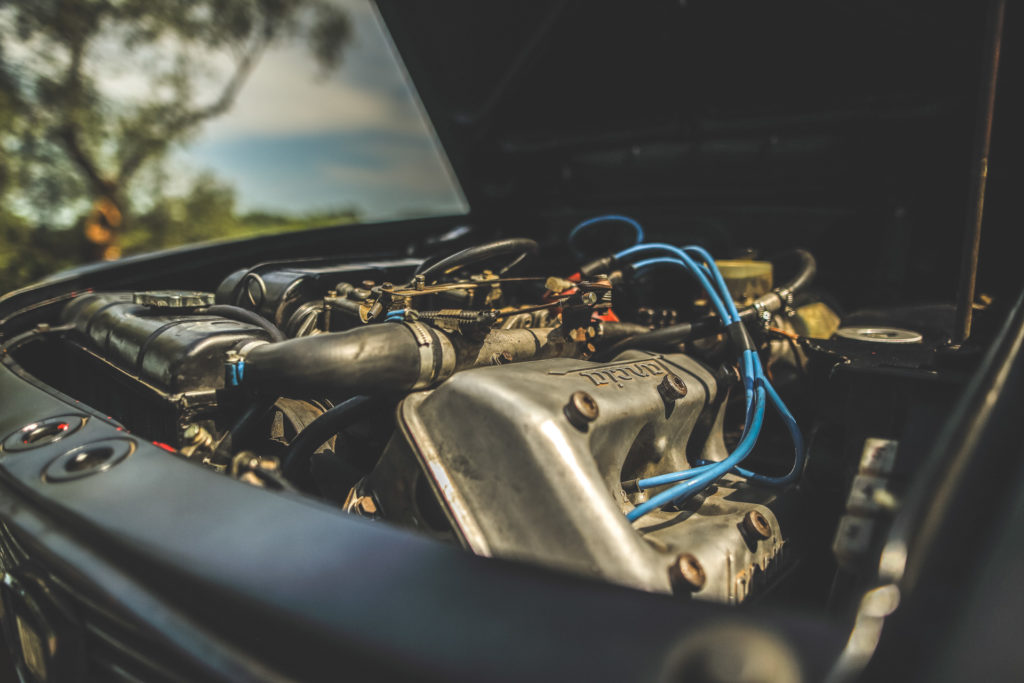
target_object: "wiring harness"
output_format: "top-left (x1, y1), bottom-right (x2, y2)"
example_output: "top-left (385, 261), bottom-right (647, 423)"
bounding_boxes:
top-left (568, 215), bottom-right (806, 522)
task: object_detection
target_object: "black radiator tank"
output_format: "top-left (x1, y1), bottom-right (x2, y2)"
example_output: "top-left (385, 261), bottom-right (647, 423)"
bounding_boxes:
top-left (53, 292), bottom-right (273, 443)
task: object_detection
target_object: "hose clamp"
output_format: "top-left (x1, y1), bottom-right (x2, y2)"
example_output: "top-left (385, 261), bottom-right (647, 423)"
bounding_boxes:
top-left (235, 339), bottom-right (269, 358)
top-left (752, 300), bottom-right (772, 329)
top-left (775, 288), bottom-right (796, 318)
top-left (405, 322), bottom-right (456, 390)
top-left (224, 340), bottom-right (270, 387)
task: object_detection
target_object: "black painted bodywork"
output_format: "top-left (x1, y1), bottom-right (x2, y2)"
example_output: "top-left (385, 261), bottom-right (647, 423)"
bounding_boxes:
top-left (2, 1), bottom-right (1023, 680)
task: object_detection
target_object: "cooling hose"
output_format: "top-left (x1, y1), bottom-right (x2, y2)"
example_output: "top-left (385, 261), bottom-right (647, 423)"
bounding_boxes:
top-left (237, 322), bottom-right (583, 396)
top-left (240, 322), bottom-right (455, 396)
top-left (414, 238), bottom-right (538, 284)
top-left (205, 305), bottom-right (286, 342)
top-left (282, 395), bottom-right (380, 480)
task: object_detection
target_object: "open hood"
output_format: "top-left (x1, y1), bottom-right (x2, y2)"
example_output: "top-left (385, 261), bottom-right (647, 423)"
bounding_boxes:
top-left (377, 1), bottom-right (987, 215)
top-left (376, 0), bottom-right (1024, 317)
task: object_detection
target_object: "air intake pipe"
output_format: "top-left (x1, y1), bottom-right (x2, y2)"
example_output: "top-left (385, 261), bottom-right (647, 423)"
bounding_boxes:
top-left (231, 322), bottom-right (581, 396)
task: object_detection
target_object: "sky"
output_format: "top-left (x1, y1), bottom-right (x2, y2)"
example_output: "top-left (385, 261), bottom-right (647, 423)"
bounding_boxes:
top-left (174, 0), bottom-right (467, 221)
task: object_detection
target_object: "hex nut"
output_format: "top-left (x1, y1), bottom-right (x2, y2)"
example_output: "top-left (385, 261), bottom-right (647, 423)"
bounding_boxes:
top-left (670, 553), bottom-right (706, 592)
top-left (743, 510), bottom-right (772, 540)
top-left (658, 373), bottom-right (688, 402)
top-left (354, 496), bottom-right (378, 516)
top-left (565, 391), bottom-right (599, 430)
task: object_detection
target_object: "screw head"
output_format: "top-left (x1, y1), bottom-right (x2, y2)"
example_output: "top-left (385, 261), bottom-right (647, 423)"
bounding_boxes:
top-left (565, 391), bottom-right (599, 430)
top-left (743, 510), bottom-right (772, 540)
top-left (658, 373), bottom-right (688, 402)
top-left (670, 553), bottom-right (706, 592)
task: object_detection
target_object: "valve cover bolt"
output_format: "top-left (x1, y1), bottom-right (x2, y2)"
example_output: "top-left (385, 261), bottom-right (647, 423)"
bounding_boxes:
top-left (564, 391), bottom-right (599, 430)
top-left (658, 373), bottom-right (688, 402)
top-left (670, 553), bottom-right (706, 592)
top-left (743, 510), bottom-right (772, 540)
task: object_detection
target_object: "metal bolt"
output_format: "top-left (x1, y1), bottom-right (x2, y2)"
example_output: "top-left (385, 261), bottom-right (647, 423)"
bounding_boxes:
top-left (670, 553), bottom-right (706, 592)
top-left (743, 510), bottom-right (772, 540)
top-left (354, 496), bottom-right (378, 516)
top-left (658, 373), bottom-right (688, 402)
top-left (183, 424), bottom-right (212, 448)
top-left (564, 391), bottom-right (599, 430)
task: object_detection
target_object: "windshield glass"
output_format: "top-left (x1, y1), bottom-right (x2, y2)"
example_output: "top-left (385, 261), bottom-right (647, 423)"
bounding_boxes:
top-left (0, 0), bottom-right (466, 291)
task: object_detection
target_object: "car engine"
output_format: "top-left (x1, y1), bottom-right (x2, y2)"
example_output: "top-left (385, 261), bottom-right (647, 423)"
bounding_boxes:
top-left (19, 220), bottom-right (848, 603)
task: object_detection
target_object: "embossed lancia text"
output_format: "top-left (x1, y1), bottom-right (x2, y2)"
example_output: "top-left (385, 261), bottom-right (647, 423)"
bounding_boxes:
top-left (576, 361), bottom-right (666, 388)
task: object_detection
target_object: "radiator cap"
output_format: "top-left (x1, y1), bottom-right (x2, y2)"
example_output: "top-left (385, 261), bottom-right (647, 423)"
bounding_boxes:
top-left (133, 290), bottom-right (215, 309)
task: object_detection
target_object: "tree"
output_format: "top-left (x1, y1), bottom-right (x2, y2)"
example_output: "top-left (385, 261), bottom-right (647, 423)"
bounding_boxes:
top-left (0, 0), bottom-right (350, 263)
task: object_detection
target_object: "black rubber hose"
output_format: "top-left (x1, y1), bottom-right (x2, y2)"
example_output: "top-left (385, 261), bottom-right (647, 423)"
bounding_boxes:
top-left (595, 321), bottom-right (707, 361)
top-left (281, 395), bottom-right (379, 479)
top-left (598, 321), bottom-right (650, 343)
top-left (205, 305), bottom-right (286, 342)
top-left (414, 238), bottom-right (538, 284)
top-left (598, 249), bottom-right (818, 358)
top-left (242, 323), bottom-right (437, 396)
top-left (217, 395), bottom-right (278, 454)
top-left (777, 248), bottom-right (817, 297)
top-left (782, 249), bottom-right (815, 294)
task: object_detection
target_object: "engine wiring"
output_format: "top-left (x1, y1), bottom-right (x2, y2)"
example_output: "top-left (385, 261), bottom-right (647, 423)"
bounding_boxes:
top-left (567, 214), bottom-right (645, 258)
top-left (566, 215), bottom-right (807, 521)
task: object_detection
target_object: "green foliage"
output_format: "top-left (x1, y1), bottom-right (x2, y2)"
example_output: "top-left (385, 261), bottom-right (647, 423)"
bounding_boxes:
top-left (0, 212), bottom-right (79, 293)
top-left (121, 172), bottom-right (241, 254)
top-left (0, 0), bottom-right (352, 292)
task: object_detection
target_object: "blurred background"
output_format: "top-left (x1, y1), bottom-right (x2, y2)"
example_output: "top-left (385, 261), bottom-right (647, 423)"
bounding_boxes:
top-left (0, 0), bottom-right (466, 293)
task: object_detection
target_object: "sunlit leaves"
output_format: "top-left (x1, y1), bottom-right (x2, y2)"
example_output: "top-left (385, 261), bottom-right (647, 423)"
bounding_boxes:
top-left (0, 0), bottom-right (350, 223)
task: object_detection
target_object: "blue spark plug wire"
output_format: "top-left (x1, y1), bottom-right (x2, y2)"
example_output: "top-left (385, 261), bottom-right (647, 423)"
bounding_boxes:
top-left (568, 215), bottom-right (645, 258)
top-left (592, 230), bottom-right (807, 521)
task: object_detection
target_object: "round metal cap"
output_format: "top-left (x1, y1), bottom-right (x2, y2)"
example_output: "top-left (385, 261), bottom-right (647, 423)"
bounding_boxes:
top-left (133, 290), bottom-right (215, 309)
top-left (834, 327), bottom-right (923, 344)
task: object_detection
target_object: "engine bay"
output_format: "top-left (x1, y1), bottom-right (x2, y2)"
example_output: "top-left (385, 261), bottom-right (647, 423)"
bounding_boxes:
top-left (10, 215), bottom-right (952, 610)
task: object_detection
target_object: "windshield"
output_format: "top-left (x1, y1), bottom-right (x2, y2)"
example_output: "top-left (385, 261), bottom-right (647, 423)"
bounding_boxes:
top-left (0, 0), bottom-right (466, 291)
